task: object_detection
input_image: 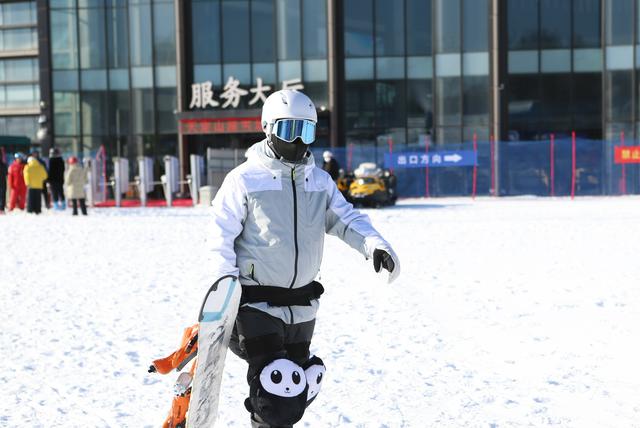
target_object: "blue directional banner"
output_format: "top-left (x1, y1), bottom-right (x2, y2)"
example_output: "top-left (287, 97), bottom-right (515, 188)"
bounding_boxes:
top-left (384, 150), bottom-right (477, 169)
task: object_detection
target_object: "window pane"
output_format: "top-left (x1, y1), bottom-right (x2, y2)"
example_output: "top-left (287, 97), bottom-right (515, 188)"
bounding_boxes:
top-left (606, 70), bottom-right (632, 120)
top-left (1, 59), bottom-right (38, 82)
top-left (192, 0), bottom-right (220, 64)
top-left (573, 73), bottom-right (601, 136)
top-left (107, 5), bottom-right (129, 68)
top-left (302, 0), bottom-right (327, 59)
top-left (345, 81), bottom-right (375, 129)
top-left (539, 74), bottom-right (571, 129)
top-left (132, 88), bottom-right (154, 133)
top-left (153, 2), bottom-right (176, 66)
top-left (344, 0), bottom-right (373, 57)
top-left (222, 1), bottom-right (250, 62)
top-left (436, 76), bottom-right (461, 125)
top-left (463, 75), bottom-right (489, 125)
top-left (376, 80), bottom-right (406, 127)
top-left (156, 87), bottom-right (177, 133)
top-left (2, 2), bottom-right (36, 25)
top-left (277, 0), bottom-right (301, 60)
top-left (606, 0), bottom-right (633, 45)
top-left (1, 28), bottom-right (38, 51)
top-left (252, 0), bottom-right (275, 62)
top-left (435, 0), bottom-right (460, 53)
top-left (79, 7), bottom-right (107, 69)
top-left (51, 9), bottom-right (79, 69)
top-left (407, 79), bottom-right (433, 129)
top-left (508, 0), bottom-right (538, 50)
top-left (406, 0), bottom-right (432, 55)
top-left (54, 91), bottom-right (80, 136)
top-left (108, 90), bottom-right (130, 135)
top-left (573, 0), bottom-right (600, 48)
top-left (507, 74), bottom-right (540, 140)
top-left (375, 0), bottom-right (404, 56)
top-left (82, 91), bottom-right (108, 135)
top-left (540, 0), bottom-right (570, 48)
top-left (129, 3), bottom-right (153, 66)
top-left (463, 0), bottom-right (488, 52)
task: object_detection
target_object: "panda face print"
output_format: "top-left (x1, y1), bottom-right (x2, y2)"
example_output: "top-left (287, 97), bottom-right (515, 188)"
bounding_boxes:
top-left (304, 363), bottom-right (326, 401)
top-left (259, 359), bottom-right (307, 398)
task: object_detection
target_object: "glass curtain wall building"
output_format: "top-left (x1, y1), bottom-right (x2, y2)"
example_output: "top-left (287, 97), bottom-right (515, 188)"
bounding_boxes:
top-left (47, 0), bottom-right (177, 172)
top-left (0, 1), bottom-right (39, 141)
top-left (35, 0), bottom-right (640, 196)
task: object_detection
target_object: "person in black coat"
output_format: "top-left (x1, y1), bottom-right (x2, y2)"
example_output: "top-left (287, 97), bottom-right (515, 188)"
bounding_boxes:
top-left (321, 150), bottom-right (340, 181)
top-left (48, 147), bottom-right (66, 210)
top-left (0, 155), bottom-right (7, 214)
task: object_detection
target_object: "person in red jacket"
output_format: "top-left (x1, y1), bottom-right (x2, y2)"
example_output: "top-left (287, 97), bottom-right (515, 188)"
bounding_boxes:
top-left (8, 153), bottom-right (27, 211)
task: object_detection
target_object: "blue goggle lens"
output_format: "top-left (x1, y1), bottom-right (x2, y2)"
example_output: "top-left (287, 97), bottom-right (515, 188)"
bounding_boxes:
top-left (273, 119), bottom-right (316, 144)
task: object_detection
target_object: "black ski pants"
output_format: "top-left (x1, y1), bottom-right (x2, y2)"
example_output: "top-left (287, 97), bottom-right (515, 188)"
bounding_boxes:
top-left (71, 198), bottom-right (87, 215)
top-left (229, 306), bottom-right (315, 379)
top-left (50, 181), bottom-right (65, 204)
top-left (26, 188), bottom-right (42, 214)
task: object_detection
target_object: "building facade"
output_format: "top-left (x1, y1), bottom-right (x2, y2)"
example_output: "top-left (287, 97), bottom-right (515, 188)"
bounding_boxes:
top-left (29, 0), bottom-right (640, 196)
top-left (0, 0), bottom-right (39, 143)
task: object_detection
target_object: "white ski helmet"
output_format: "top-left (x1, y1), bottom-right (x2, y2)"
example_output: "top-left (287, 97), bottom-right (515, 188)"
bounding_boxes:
top-left (261, 90), bottom-right (317, 136)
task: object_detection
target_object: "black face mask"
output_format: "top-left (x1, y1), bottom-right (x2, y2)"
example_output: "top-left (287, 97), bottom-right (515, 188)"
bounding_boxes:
top-left (269, 134), bottom-right (309, 163)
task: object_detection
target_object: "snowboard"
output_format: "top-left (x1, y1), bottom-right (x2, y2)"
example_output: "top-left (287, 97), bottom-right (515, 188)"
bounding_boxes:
top-left (187, 275), bottom-right (241, 428)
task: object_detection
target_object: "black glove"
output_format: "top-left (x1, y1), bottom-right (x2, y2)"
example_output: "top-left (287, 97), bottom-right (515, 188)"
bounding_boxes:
top-left (373, 249), bottom-right (395, 274)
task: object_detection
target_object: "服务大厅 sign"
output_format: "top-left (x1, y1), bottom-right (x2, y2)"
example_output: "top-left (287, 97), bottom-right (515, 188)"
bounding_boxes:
top-left (189, 77), bottom-right (304, 110)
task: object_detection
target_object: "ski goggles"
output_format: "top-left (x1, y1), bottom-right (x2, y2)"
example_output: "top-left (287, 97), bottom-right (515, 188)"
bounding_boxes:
top-left (272, 119), bottom-right (316, 144)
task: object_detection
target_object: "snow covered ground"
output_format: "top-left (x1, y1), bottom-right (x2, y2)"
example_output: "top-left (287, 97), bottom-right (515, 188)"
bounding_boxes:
top-left (2, 196), bottom-right (640, 428)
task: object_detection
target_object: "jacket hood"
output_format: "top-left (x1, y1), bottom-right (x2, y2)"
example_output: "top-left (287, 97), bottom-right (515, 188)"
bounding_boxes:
top-left (246, 139), bottom-right (316, 172)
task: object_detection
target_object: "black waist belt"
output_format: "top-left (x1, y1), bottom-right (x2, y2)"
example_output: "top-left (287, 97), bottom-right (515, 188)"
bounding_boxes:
top-left (241, 281), bottom-right (324, 307)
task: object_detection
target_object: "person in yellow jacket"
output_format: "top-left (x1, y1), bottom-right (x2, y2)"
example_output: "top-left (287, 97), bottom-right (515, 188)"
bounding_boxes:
top-left (23, 155), bottom-right (48, 214)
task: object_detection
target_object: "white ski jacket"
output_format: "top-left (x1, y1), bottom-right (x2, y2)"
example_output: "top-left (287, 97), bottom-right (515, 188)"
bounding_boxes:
top-left (210, 139), bottom-right (398, 324)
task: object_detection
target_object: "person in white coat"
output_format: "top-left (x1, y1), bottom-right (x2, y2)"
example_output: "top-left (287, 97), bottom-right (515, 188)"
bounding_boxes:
top-left (208, 89), bottom-right (400, 428)
top-left (64, 156), bottom-right (88, 215)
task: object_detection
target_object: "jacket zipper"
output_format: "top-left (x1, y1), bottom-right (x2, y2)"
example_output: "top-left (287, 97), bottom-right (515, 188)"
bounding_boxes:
top-left (288, 166), bottom-right (299, 324)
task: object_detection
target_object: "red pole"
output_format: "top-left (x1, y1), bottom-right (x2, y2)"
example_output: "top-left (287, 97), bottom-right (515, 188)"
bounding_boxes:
top-left (388, 136), bottom-right (394, 174)
top-left (472, 132), bottom-right (478, 200)
top-left (621, 131), bottom-right (627, 195)
top-left (490, 135), bottom-right (495, 196)
top-left (550, 133), bottom-right (555, 197)
top-left (425, 135), bottom-right (430, 198)
top-left (571, 131), bottom-right (576, 200)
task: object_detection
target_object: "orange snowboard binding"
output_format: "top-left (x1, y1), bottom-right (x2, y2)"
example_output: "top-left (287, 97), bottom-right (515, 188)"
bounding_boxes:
top-left (149, 324), bottom-right (199, 428)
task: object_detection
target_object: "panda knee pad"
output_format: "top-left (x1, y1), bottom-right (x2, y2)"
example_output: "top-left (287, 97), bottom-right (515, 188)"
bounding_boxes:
top-left (245, 358), bottom-right (308, 426)
top-left (302, 355), bottom-right (326, 407)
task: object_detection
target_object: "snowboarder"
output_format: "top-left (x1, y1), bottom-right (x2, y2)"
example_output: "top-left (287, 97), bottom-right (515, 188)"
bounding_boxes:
top-left (208, 89), bottom-right (400, 427)
top-left (7, 153), bottom-right (26, 211)
top-left (48, 147), bottom-right (66, 210)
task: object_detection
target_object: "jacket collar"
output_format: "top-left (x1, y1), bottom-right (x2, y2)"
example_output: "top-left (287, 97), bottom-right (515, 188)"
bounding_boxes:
top-left (247, 139), bottom-right (316, 174)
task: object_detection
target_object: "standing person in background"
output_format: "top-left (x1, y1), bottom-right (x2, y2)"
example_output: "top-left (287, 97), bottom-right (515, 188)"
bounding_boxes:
top-left (31, 150), bottom-right (51, 209)
top-left (48, 148), bottom-right (66, 210)
top-left (23, 155), bottom-right (48, 214)
top-left (8, 153), bottom-right (27, 212)
top-left (322, 150), bottom-right (340, 181)
top-left (0, 154), bottom-right (7, 214)
top-left (64, 156), bottom-right (88, 216)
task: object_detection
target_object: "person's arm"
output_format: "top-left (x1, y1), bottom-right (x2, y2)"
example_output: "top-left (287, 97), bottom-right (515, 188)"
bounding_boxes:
top-left (210, 172), bottom-right (247, 281)
top-left (324, 178), bottom-right (400, 283)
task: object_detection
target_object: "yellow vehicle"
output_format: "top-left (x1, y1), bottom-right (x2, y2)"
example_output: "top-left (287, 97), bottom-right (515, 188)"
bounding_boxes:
top-left (345, 162), bottom-right (396, 207)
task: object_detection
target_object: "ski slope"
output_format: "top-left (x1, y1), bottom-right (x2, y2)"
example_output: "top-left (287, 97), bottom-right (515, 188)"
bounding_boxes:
top-left (1, 197), bottom-right (640, 427)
